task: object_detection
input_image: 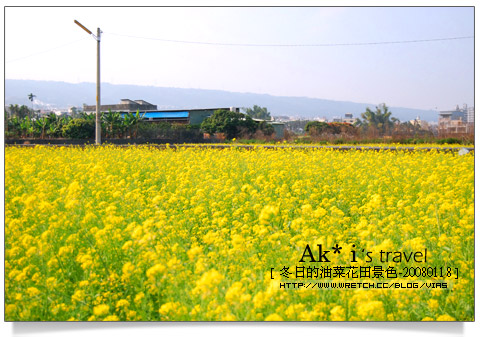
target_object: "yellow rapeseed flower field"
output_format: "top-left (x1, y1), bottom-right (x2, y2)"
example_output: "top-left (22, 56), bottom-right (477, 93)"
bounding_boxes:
top-left (5, 145), bottom-right (473, 321)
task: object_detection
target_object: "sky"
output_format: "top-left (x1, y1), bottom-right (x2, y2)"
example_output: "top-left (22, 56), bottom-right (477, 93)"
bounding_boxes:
top-left (4, 6), bottom-right (474, 111)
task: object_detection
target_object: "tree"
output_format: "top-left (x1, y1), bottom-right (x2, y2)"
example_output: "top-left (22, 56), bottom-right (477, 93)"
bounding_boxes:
top-left (46, 113), bottom-right (63, 138)
top-left (285, 120), bottom-right (310, 135)
top-left (123, 110), bottom-right (145, 138)
top-left (48, 114), bottom-right (70, 138)
top-left (305, 121), bottom-right (330, 136)
top-left (201, 109), bottom-right (257, 139)
top-left (257, 121), bottom-right (274, 136)
top-left (28, 93), bottom-right (36, 118)
top-left (305, 121), bottom-right (357, 138)
top-left (19, 105), bottom-right (31, 120)
top-left (243, 105), bottom-right (272, 120)
top-left (20, 117), bottom-right (34, 138)
top-left (62, 118), bottom-right (95, 139)
top-left (8, 104), bottom-right (31, 119)
top-left (6, 117), bottom-right (22, 138)
top-left (80, 112), bottom-right (96, 121)
top-left (35, 117), bottom-right (48, 139)
top-left (358, 103), bottom-right (395, 136)
top-left (101, 110), bottom-right (123, 138)
top-left (70, 107), bottom-right (81, 118)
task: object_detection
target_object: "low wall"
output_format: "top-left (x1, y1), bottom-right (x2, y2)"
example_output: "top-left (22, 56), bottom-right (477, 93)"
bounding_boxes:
top-left (4, 138), bottom-right (222, 145)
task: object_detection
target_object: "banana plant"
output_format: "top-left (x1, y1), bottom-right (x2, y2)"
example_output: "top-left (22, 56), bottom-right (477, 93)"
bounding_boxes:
top-left (20, 117), bottom-right (34, 138)
top-left (101, 109), bottom-right (123, 138)
top-left (47, 122), bottom-right (60, 138)
top-left (80, 112), bottom-right (96, 121)
top-left (35, 117), bottom-right (49, 139)
top-left (7, 116), bottom-right (22, 138)
top-left (123, 109), bottom-right (145, 138)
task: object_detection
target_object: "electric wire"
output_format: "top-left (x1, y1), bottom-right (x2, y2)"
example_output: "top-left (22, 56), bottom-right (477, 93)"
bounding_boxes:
top-left (6, 37), bottom-right (90, 63)
top-left (6, 33), bottom-right (472, 65)
top-left (105, 32), bottom-right (473, 47)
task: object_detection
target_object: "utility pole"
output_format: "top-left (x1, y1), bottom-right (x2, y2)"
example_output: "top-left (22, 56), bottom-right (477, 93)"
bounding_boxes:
top-left (96, 27), bottom-right (101, 145)
top-left (74, 20), bottom-right (102, 145)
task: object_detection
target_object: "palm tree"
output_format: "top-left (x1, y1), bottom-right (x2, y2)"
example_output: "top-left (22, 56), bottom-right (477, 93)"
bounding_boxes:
top-left (28, 93), bottom-right (36, 118)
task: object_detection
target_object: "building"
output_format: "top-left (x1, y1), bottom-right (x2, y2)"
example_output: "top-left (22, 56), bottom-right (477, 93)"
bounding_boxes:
top-left (127, 107), bottom-right (240, 124)
top-left (274, 116), bottom-right (291, 122)
top-left (251, 118), bottom-right (285, 139)
top-left (269, 122), bottom-right (285, 138)
top-left (409, 116), bottom-right (430, 131)
top-left (439, 104), bottom-right (470, 123)
top-left (342, 113), bottom-right (357, 124)
top-left (84, 99), bottom-right (238, 123)
top-left (83, 99), bottom-right (157, 113)
top-left (331, 113), bottom-right (356, 124)
top-left (438, 104), bottom-right (474, 135)
top-left (86, 99), bottom-right (286, 138)
top-left (467, 106), bottom-right (475, 123)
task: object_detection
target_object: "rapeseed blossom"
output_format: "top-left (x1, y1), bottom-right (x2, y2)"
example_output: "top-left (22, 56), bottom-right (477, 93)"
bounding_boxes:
top-left (5, 145), bottom-right (473, 321)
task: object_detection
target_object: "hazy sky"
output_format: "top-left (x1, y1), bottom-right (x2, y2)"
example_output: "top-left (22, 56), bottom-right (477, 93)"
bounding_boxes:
top-left (4, 6), bottom-right (474, 110)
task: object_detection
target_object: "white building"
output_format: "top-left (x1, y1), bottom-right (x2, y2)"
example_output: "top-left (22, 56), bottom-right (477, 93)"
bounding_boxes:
top-left (342, 113), bottom-right (357, 124)
top-left (466, 106), bottom-right (474, 123)
top-left (409, 116), bottom-right (430, 130)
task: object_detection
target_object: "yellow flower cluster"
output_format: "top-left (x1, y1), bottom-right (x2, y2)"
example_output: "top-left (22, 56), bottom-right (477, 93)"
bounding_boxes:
top-left (5, 145), bottom-right (473, 321)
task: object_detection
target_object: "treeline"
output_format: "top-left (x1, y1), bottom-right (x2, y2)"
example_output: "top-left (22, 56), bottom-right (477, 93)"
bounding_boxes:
top-left (201, 109), bottom-right (274, 139)
top-left (293, 104), bottom-right (434, 139)
top-left (5, 106), bottom-right (146, 140)
top-left (289, 104), bottom-right (472, 144)
top-left (4, 106), bottom-right (275, 141)
top-left (5, 103), bottom-right (472, 144)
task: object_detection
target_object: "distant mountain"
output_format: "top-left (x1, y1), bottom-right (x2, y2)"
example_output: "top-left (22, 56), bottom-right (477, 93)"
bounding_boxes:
top-left (4, 79), bottom-right (438, 122)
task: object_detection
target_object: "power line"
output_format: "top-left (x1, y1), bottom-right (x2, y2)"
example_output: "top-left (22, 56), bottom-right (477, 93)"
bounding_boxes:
top-left (6, 37), bottom-right (89, 63)
top-left (6, 32), bottom-right (472, 64)
top-left (106, 32), bottom-right (473, 47)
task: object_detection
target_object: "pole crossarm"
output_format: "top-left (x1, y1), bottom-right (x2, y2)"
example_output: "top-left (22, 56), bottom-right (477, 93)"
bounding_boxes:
top-left (74, 20), bottom-right (93, 35)
top-left (74, 20), bottom-right (101, 41)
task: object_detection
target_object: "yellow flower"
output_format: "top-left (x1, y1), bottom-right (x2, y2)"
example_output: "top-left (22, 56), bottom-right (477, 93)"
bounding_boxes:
top-left (5, 304), bottom-right (17, 316)
top-left (103, 315), bottom-right (119, 321)
top-left (134, 292), bottom-right (145, 305)
top-left (427, 299), bottom-right (439, 311)
top-left (225, 282), bottom-right (248, 304)
top-left (191, 269), bottom-right (224, 299)
top-left (265, 313), bottom-right (283, 321)
top-left (159, 302), bottom-right (179, 316)
top-left (330, 306), bottom-right (345, 321)
top-left (4, 146), bottom-right (474, 321)
top-left (26, 287), bottom-right (40, 297)
top-left (436, 314), bottom-right (456, 321)
top-left (259, 205), bottom-right (279, 225)
top-left (356, 301), bottom-right (385, 321)
top-left (116, 299), bottom-right (129, 309)
top-left (146, 264), bottom-right (166, 279)
top-left (71, 290), bottom-right (85, 303)
top-left (93, 304), bottom-right (110, 316)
